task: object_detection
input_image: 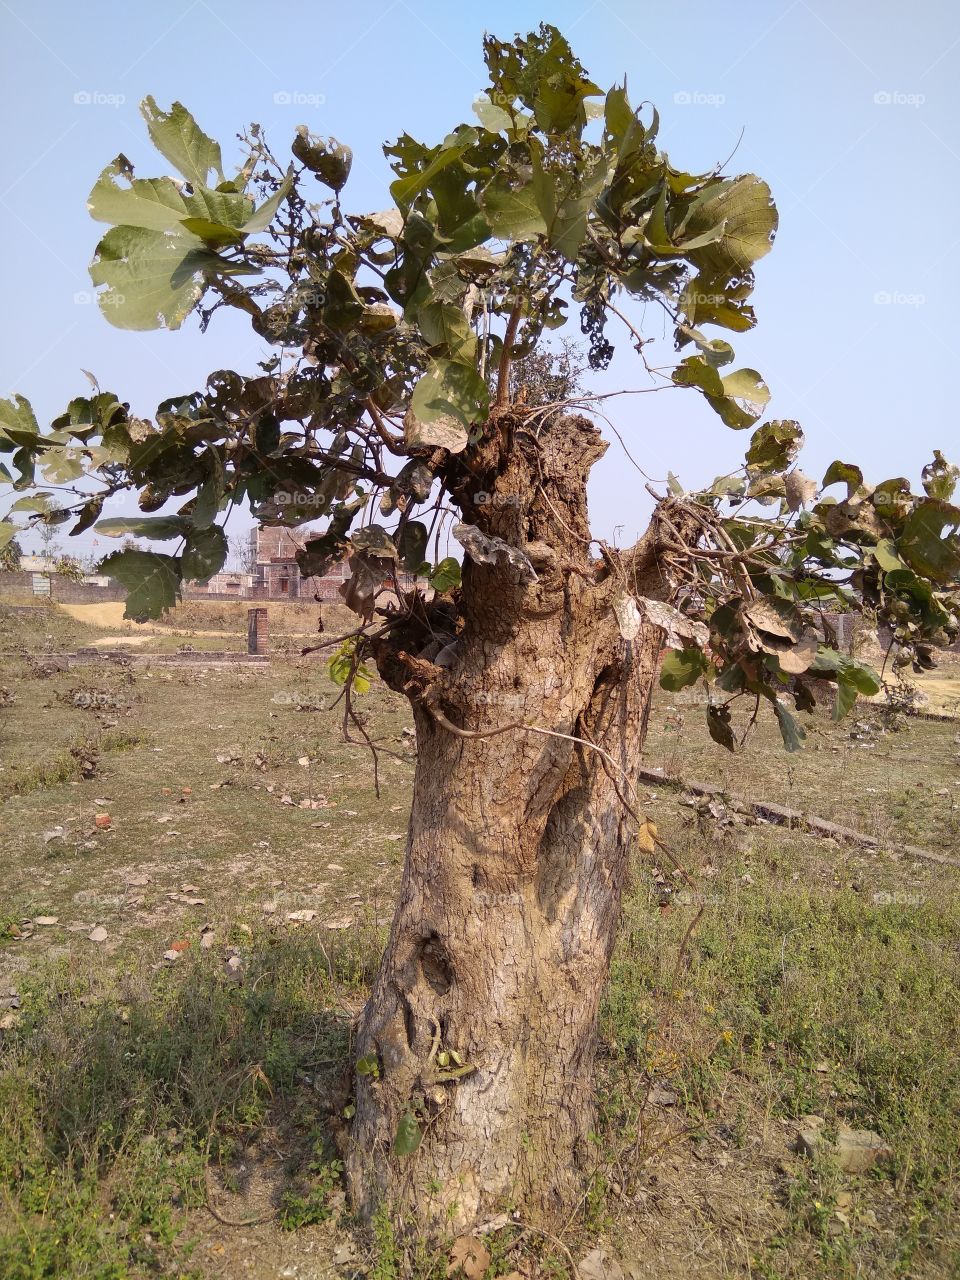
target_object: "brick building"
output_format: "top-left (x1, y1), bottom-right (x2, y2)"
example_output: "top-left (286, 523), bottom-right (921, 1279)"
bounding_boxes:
top-left (248, 526), bottom-right (351, 601)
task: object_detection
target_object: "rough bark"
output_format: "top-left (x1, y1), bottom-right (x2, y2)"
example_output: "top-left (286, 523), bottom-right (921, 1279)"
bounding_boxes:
top-left (344, 413), bottom-right (686, 1232)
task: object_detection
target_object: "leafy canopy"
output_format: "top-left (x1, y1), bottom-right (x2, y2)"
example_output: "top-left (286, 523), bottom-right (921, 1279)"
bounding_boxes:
top-left (1, 25), bottom-right (957, 748)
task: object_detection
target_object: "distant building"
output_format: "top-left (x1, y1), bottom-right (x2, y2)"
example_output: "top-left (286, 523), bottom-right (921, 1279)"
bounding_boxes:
top-left (248, 526), bottom-right (351, 600)
top-left (184, 525), bottom-right (413, 602)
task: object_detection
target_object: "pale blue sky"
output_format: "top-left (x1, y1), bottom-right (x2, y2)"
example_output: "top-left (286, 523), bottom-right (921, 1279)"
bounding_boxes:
top-left (2, 0), bottom-right (958, 556)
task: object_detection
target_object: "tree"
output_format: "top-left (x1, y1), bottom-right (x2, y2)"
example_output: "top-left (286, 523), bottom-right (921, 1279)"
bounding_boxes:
top-left (1, 25), bottom-right (957, 1234)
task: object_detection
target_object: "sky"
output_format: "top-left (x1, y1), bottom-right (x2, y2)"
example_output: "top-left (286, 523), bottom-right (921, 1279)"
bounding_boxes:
top-left (1, 0), bottom-right (958, 559)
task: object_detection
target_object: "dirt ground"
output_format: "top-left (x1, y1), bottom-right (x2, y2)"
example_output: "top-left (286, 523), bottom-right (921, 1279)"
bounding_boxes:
top-left (1, 600), bottom-right (958, 1279)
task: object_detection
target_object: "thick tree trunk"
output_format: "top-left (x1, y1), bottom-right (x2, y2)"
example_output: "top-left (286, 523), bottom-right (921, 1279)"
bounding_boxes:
top-left (344, 413), bottom-right (682, 1232)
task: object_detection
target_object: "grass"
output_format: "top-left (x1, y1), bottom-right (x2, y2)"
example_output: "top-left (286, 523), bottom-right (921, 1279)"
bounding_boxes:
top-left (1, 604), bottom-right (959, 1277)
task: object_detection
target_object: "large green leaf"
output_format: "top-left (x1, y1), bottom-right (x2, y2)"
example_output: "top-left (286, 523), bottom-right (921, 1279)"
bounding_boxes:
top-left (89, 225), bottom-right (221, 330)
top-left (745, 420), bottom-right (803, 473)
top-left (97, 515), bottom-right (186, 539)
top-left (480, 173), bottom-right (547, 240)
top-left (899, 499), bottom-right (960, 584)
top-left (181, 524), bottom-right (227, 581)
top-left (678, 174), bottom-right (778, 274)
top-left (659, 647), bottom-right (708, 691)
top-left (99, 549), bottom-right (182, 620)
top-left (921, 450), bottom-right (960, 503)
top-left (140, 97), bottom-right (224, 189)
top-left (410, 359), bottom-right (489, 428)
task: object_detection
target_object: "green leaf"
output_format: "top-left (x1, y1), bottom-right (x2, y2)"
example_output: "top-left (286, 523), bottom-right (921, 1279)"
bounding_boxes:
top-left (429, 558), bottom-right (461, 592)
top-left (472, 93), bottom-right (514, 133)
top-left (97, 515), bottom-right (186, 539)
top-left (677, 174), bottom-right (778, 274)
top-left (773, 701), bottom-right (805, 752)
top-left (418, 300), bottom-right (475, 360)
top-left (89, 224), bottom-right (220, 331)
top-left (98, 549), bottom-right (181, 620)
top-left (392, 1111), bottom-right (422, 1157)
top-left (140, 97), bottom-right (224, 189)
top-left (899, 499), bottom-right (960, 584)
top-left (0, 395), bottom-right (39, 444)
top-left (706, 703), bottom-right (736, 752)
top-left (181, 524), bottom-right (227, 581)
top-left (822, 460), bottom-right (865, 499)
top-left (410, 359), bottom-right (489, 428)
top-left (745, 420), bottom-right (803, 473)
top-left (659, 647), bottom-right (708, 691)
top-left (711, 369), bottom-right (770, 430)
top-left (292, 130), bottom-right (352, 192)
top-left (398, 520), bottom-right (429, 571)
top-left (921, 450), bottom-right (960, 503)
top-left (480, 173), bottom-right (547, 240)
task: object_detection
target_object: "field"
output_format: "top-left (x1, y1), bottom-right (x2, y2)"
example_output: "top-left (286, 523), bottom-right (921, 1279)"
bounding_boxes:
top-left (1, 599), bottom-right (959, 1279)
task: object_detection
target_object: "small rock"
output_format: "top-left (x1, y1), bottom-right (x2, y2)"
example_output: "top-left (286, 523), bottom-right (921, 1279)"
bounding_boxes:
top-left (836, 1123), bottom-right (892, 1173)
top-left (579, 1247), bottom-right (625, 1280)
top-left (162, 949), bottom-right (181, 963)
top-left (34, 916), bottom-right (59, 927)
top-left (648, 1085), bottom-right (678, 1107)
top-left (286, 909), bottom-right (317, 923)
top-left (94, 814), bottom-right (112, 830)
top-left (88, 925), bottom-right (108, 944)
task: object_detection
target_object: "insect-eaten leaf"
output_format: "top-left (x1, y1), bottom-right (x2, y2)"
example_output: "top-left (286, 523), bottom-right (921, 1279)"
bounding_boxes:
top-left (453, 523), bottom-right (536, 585)
top-left (707, 703), bottom-right (736, 752)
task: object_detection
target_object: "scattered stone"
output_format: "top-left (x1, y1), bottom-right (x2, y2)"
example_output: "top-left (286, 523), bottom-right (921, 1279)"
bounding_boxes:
top-left (286, 909), bottom-right (317, 923)
top-left (648, 1085), bottom-right (678, 1107)
top-left (88, 925), bottom-right (108, 943)
top-left (94, 814), bottom-right (112, 830)
top-left (34, 916), bottom-right (59, 927)
top-left (795, 1115), bottom-right (892, 1172)
top-left (200, 925), bottom-right (216, 949)
top-left (297, 756), bottom-right (310, 768)
top-left (262, 901), bottom-right (278, 915)
top-left (162, 949), bottom-right (181, 963)
top-left (327, 863), bottom-right (345, 872)
top-left (0, 1011), bottom-right (19, 1031)
top-left (579, 1246), bottom-right (625, 1280)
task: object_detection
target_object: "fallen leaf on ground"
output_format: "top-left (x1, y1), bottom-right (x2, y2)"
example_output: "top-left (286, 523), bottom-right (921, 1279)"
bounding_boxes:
top-left (447, 1237), bottom-right (490, 1279)
top-left (637, 820), bottom-right (658, 853)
